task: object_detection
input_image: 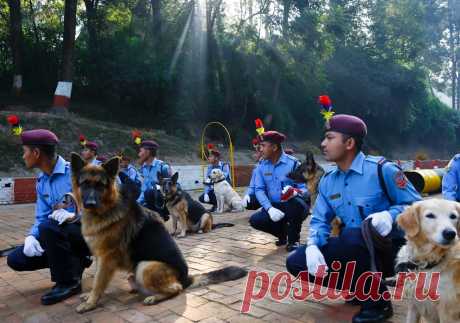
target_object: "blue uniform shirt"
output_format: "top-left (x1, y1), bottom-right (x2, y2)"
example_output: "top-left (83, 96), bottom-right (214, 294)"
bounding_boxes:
top-left (308, 152), bottom-right (421, 247)
top-left (442, 154), bottom-right (460, 201)
top-left (254, 152), bottom-right (306, 211)
top-left (137, 159), bottom-right (170, 204)
top-left (246, 161), bottom-right (262, 196)
top-left (205, 161), bottom-right (231, 194)
top-left (121, 164), bottom-right (142, 184)
top-left (31, 156), bottom-right (73, 238)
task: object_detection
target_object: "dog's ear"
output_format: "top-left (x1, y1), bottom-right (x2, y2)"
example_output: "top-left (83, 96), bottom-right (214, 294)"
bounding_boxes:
top-left (102, 156), bottom-right (120, 179)
top-left (397, 204), bottom-right (420, 238)
top-left (172, 172), bottom-right (179, 183)
top-left (455, 202), bottom-right (460, 233)
top-left (70, 152), bottom-right (86, 176)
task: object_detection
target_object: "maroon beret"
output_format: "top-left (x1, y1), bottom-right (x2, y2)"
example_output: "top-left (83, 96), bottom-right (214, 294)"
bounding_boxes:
top-left (326, 114), bottom-right (367, 138)
top-left (140, 140), bottom-right (159, 150)
top-left (209, 149), bottom-right (220, 157)
top-left (21, 129), bottom-right (59, 146)
top-left (84, 141), bottom-right (98, 151)
top-left (259, 131), bottom-right (286, 144)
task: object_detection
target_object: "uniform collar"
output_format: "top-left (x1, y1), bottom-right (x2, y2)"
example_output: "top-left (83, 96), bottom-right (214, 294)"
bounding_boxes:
top-left (40, 156), bottom-right (66, 178)
top-left (211, 161), bottom-right (222, 168)
top-left (349, 152), bottom-right (365, 175)
top-left (143, 158), bottom-right (158, 168)
top-left (262, 152), bottom-right (289, 166)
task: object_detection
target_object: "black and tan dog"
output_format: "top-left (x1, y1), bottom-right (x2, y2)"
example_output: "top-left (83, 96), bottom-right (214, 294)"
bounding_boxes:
top-left (70, 153), bottom-right (247, 313)
top-left (159, 172), bottom-right (234, 238)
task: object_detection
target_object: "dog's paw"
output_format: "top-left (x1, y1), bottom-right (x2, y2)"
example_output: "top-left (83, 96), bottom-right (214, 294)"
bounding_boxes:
top-left (197, 230), bottom-right (204, 234)
top-left (143, 296), bottom-right (158, 305)
top-left (177, 233), bottom-right (186, 238)
top-left (76, 301), bottom-right (97, 313)
top-left (79, 292), bottom-right (90, 301)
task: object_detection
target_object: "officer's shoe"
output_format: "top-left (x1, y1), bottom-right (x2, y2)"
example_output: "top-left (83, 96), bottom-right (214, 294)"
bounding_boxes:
top-left (286, 242), bottom-right (300, 252)
top-left (275, 239), bottom-right (287, 246)
top-left (41, 280), bottom-right (82, 305)
top-left (351, 303), bottom-right (393, 323)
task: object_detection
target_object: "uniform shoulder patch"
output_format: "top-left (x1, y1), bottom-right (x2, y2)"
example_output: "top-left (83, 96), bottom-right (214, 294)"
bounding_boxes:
top-left (365, 155), bottom-right (385, 164)
top-left (394, 170), bottom-right (408, 189)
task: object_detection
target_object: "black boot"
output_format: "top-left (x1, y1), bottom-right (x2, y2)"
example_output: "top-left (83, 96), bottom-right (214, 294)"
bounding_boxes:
top-left (352, 303), bottom-right (393, 323)
top-left (41, 280), bottom-right (82, 305)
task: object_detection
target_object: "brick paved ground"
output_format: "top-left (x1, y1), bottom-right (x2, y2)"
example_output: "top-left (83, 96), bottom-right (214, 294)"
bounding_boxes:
top-left (0, 199), bottom-right (410, 323)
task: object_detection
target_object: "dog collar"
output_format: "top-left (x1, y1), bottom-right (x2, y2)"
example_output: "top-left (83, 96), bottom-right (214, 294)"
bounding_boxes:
top-left (212, 178), bottom-right (227, 184)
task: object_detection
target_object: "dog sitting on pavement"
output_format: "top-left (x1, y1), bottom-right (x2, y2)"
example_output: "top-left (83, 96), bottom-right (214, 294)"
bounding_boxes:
top-left (209, 168), bottom-right (244, 213)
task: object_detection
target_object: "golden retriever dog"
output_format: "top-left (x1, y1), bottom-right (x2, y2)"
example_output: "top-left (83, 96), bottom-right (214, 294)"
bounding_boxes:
top-left (396, 199), bottom-right (460, 323)
top-left (209, 168), bottom-right (243, 213)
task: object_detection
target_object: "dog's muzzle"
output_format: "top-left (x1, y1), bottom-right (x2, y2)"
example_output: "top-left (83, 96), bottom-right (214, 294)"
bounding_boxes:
top-left (83, 190), bottom-right (99, 209)
top-left (442, 229), bottom-right (457, 244)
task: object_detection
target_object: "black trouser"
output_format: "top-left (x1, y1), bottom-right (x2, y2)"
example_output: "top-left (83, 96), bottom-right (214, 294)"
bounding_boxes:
top-left (286, 228), bottom-right (406, 309)
top-left (144, 188), bottom-right (170, 221)
top-left (199, 190), bottom-right (217, 208)
top-left (249, 197), bottom-right (309, 244)
top-left (245, 194), bottom-right (261, 210)
top-left (7, 220), bottom-right (91, 284)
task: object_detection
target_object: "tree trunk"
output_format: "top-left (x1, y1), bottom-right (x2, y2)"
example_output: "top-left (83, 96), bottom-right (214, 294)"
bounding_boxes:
top-left (52, 0), bottom-right (78, 112)
top-left (84, 0), bottom-right (98, 56)
top-left (151, 0), bottom-right (161, 39)
top-left (7, 0), bottom-right (23, 96)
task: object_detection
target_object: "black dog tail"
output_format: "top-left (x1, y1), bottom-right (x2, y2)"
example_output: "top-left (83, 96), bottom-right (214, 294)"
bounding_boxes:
top-left (185, 266), bottom-right (248, 289)
top-left (212, 223), bottom-right (234, 229)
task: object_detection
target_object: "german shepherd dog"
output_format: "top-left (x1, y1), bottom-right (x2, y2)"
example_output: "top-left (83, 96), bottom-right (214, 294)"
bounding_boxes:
top-left (159, 172), bottom-right (234, 238)
top-left (70, 153), bottom-right (247, 313)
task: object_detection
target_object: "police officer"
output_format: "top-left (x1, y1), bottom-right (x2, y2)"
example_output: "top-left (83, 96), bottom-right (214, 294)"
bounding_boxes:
top-left (249, 131), bottom-right (310, 252)
top-left (285, 115), bottom-right (421, 323)
top-left (199, 145), bottom-right (231, 212)
top-left (7, 129), bottom-right (91, 305)
top-left (243, 137), bottom-right (263, 210)
top-left (137, 140), bottom-right (171, 221)
top-left (118, 149), bottom-right (142, 200)
top-left (81, 141), bottom-right (101, 165)
top-left (442, 154), bottom-right (460, 201)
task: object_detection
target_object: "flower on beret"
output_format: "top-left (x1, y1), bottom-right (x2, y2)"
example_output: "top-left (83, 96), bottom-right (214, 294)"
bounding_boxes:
top-left (131, 130), bottom-right (142, 145)
top-left (79, 134), bottom-right (86, 146)
top-left (255, 118), bottom-right (265, 135)
top-left (6, 114), bottom-right (22, 136)
top-left (318, 95), bottom-right (335, 122)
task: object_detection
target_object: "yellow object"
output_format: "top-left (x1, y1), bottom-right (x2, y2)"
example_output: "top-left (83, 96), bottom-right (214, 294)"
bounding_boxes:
top-left (256, 127), bottom-right (265, 135)
top-left (200, 122), bottom-right (235, 187)
top-left (321, 110), bottom-right (335, 121)
top-left (134, 137), bottom-right (142, 145)
top-left (12, 126), bottom-right (23, 136)
top-left (404, 169), bottom-right (446, 194)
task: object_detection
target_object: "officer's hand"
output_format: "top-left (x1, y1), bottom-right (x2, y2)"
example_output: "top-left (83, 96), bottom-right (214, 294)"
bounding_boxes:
top-left (368, 211), bottom-right (393, 237)
top-left (268, 207), bottom-right (285, 222)
top-left (281, 186), bottom-right (301, 202)
top-left (203, 194), bottom-right (210, 203)
top-left (23, 235), bottom-right (44, 257)
top-left (49, 209), bottom-right (75, 225)
top-left (305, 245), bottom-right (328, 276)
top-left (242, 195), bottom-right (251, 208)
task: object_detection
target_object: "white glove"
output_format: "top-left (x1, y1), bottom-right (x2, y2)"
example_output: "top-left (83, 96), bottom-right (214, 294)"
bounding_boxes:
top-left (48, 209), bottom-right (75, 225)
top-left (268, 207), bottom-right (285, 222)
top-left (242, 195), bottom-right (251, 208)
top-left (203, 194), bottom-right (210, 203)
top-left (368, 211), bottom-right (393, 237)
top-left (156, 184), bottom-right (161, 190)
top-left (23, 235), bottom-right (44, 257)
top-left (305, 245), bottom-right (328, 276)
